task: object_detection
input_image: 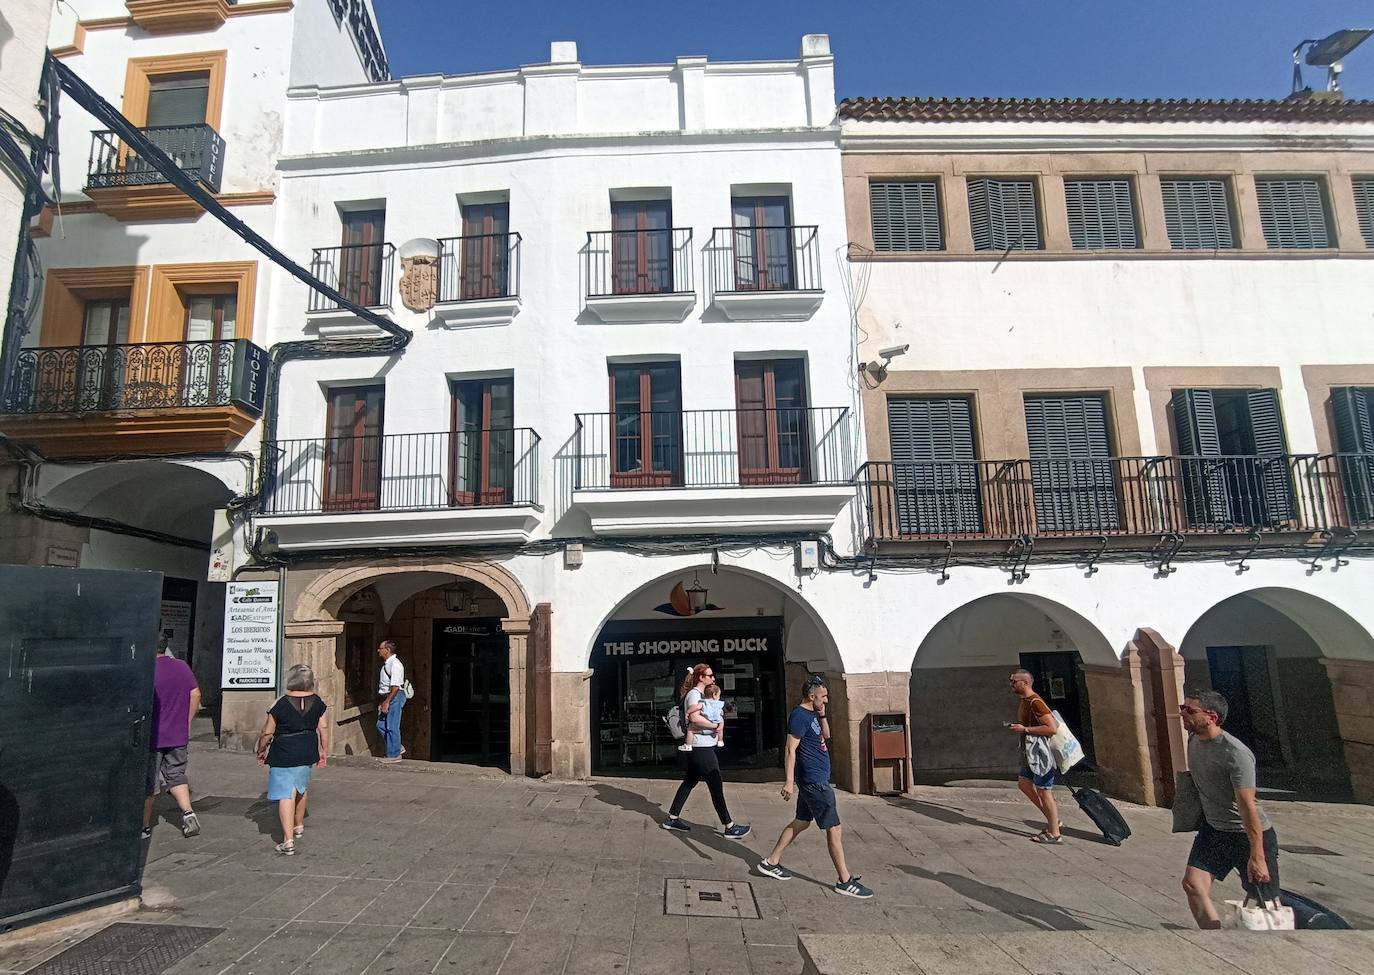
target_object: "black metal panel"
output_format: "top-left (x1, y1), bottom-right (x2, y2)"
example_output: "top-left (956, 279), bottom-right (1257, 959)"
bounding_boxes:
top-left (27, 922), bottom-right (221, 975)
top-left (0, 566), bottom-right (162, 931)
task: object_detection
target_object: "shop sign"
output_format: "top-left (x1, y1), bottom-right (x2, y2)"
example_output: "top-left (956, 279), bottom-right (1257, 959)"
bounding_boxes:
top-left (602, 635), bottom-right (772, 657)
top-left (221, 581), bottom-right (280, 688)
top-left (440, 622), bottom-right (499, 636)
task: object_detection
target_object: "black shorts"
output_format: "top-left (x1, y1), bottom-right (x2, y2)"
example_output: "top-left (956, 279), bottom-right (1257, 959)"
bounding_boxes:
top-left (795, 782), bottom-right (840, 830)
top-left (1187, 823), bottom-right (1280, 899)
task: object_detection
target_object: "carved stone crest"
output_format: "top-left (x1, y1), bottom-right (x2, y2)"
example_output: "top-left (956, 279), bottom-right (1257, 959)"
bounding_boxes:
top-left (399, 254), bottom-right (438, 312)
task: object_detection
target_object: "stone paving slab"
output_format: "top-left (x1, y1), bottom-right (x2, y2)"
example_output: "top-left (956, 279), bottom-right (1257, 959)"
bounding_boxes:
top-left (4, 747), bottom-right (1373, 974)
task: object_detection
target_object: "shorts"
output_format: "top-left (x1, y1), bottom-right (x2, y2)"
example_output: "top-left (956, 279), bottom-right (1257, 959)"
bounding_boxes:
top-left (795, 782), bottom-right (841, 830)
top-left (146, 746), bottom-right (188, 797)
top-left (267, 765), bottom-right (314, 801)
top-left (1019, 764), bottom-right (1057, 790)
top-left (1187, 823), bottom-right (1280, 899)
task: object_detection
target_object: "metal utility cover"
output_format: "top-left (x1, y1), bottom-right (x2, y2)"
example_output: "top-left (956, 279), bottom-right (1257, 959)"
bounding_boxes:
top-left (664, 879), bottom-right (760, 919)
top-left (28, 923), bottom-right (222, 975)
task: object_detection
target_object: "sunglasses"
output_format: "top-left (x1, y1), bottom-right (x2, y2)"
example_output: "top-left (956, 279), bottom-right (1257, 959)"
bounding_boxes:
top-left (1178, 705), bottom-right (1215, 717)
top-left (804, 675), bottom-right (826, 690)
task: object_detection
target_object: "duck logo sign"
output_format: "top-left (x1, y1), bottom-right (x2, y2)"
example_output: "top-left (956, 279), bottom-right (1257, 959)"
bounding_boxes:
top-left (221, 581), bottom-right (280, 689)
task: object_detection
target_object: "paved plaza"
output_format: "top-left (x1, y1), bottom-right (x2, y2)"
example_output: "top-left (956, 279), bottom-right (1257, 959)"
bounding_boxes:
top-left (3, 745), bottom-right (1373, 974)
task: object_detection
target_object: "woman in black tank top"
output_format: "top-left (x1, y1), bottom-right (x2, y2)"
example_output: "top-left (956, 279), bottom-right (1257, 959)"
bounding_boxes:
top-left (256, 664), bottom-right (329, 855)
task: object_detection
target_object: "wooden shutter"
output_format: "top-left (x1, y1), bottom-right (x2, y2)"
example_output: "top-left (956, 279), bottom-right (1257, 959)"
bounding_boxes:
top-left (1160, 178), bottom-right (1235, 250)
top-left (1245, 388), bottom-right (1295, 523)
top-left (886, 397), bottom-right (980, 533)
top-left (1332, 387), bottom-right (1374, 524)
top-left (1064, 178), bottom-right (1138, 250)
top-left (1351, 177), bottom-right (1374, 249)
top-left (1023, 395), bottom-right (1118, 531)
top-left (1171, 389), bottom-right (1229, 526)
top-left (1254, 178), bottom-right (1331, 249)
top-left (869, 181), bottom-right (943, 252)
top-left (966, 178), bottom-right (1041, 251)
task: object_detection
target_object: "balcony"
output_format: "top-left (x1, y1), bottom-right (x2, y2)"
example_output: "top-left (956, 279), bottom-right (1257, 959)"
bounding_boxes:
top-left (571, 407), bottom-right (853, 536)
top-left (0, 339), bottom-right (267, 457)
top-left (707, 225), bottom-right (823, 321)
top-left (584, 229), bottom-right (695, 322)
top-left (258, 428), bottom-right (543, 550)
top-left (306, 243), bottom-right (396, 337)
top-left (84, 124), bottom-right (226, 221)
top-left (857, 455), bottom-right (1374, 546)
top-left (432, 232), bottom-right (522, 328)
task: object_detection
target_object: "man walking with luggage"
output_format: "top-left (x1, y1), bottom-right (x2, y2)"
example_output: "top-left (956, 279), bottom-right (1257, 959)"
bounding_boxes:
top-left (756, 675), bottom-right (873, 898)
top-left (1179, 690), bottom-right (1280, 929)
top-left (376, 640), bottom-right (407, 764)
top-left (1008, 669), bottom-right (1062, 844)
top-left (143, 651), bottom-right (202, 838)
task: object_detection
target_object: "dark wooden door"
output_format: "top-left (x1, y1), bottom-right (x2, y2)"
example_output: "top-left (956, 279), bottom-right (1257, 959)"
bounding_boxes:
top-left (736, 359), bottom-right (809, 484)
top-left (323, 386), bottom-right (384, 511)
top-left (610, 363), bottom-right (682, 487)
top-left (450, 377), bottom-right (514, 505)
top-left (340, 209), bottom-right (386, 306)
top-left (460, 203), bottom-right (510, 299)
top-left (730, 196), bottom-right (793, 291)
top-left (432, 621), bottom-right (510, 769)
top-left (611, 200), bottom-right (672, 294)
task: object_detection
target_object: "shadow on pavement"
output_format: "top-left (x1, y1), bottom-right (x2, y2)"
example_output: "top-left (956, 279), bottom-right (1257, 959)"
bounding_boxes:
top-left (896, 864), bottom-right (1094, 931)
top-left (886, 796), bottom-right (1032, 839)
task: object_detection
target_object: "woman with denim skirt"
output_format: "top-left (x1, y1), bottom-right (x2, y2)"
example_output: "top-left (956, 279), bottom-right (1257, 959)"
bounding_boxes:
top-left (256, 664), bottom-right (328, 855)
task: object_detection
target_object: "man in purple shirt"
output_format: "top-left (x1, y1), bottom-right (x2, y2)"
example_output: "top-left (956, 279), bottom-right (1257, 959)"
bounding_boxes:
top-left (143, 649), bottom-right (202, 839)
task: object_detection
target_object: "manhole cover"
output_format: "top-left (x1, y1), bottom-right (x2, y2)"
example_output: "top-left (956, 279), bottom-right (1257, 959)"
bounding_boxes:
top-left (1281, 845), bottom-right (1342, 857)
top-left (29, 922), bottom-right (222, 975)
top-left (664, 879), bottom-right (760, 919)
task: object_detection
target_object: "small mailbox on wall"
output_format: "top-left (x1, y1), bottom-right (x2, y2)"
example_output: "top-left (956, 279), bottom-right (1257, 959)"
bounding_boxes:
top-left (863, 711), bottom-right (911, 796)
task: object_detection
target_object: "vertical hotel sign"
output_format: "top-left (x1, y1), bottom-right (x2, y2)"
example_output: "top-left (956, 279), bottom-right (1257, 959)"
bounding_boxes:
top-left (222, 581), bottom-right (280, 689)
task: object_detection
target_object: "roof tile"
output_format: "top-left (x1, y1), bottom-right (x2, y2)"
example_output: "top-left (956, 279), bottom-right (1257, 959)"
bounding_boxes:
top-left (837, 97), bottom-right (1374, 124)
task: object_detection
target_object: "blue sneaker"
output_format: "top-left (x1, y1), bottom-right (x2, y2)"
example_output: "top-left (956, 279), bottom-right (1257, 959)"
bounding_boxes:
top-left (722, 823), bottom-right (751, 840)
top-left (756, 860), bottom-right (792, 880)
top-left (661, 817), bottom-right (691, 832)
top-left (834, 876), bottom-right (874, 899)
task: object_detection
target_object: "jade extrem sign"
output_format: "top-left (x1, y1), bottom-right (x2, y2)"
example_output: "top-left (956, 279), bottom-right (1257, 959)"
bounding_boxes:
top-left (222, 581), bottom-right (280, 689)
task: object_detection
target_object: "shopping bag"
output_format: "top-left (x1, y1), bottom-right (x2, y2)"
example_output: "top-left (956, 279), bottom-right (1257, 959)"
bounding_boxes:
top-left (1025, 735), bottom-right (1055, 777)
top-left (1226, 895), bottom-right (1295, 931)
top-left (1171, 771), bottom-right (1206, 833)
top-left (1048, 710), bottom-right (1085, 775)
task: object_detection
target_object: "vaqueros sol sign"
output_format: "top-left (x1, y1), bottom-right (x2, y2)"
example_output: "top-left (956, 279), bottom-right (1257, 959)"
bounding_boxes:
top-left (221, 581), bottom-right (280, 689)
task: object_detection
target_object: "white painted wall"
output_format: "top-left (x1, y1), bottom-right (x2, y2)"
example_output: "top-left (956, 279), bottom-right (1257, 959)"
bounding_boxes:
top-left (288, 0), bottom-right (384, 88)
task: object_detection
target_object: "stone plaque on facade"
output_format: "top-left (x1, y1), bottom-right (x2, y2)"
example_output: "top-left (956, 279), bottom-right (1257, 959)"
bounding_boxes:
top-left (399, 254), bottom-right (439, 312)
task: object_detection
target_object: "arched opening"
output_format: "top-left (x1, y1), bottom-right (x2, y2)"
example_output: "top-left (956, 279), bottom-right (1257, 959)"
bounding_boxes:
top-left (587, 565), bottom-right (841, 780)
top-left (1179, 588), bottom-right (1372, 801)
top-left (909, 594), bottom-right (1115, 783)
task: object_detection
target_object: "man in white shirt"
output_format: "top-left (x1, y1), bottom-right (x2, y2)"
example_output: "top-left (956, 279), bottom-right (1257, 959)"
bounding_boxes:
top-left (376, 640), bottom-right (407, 763)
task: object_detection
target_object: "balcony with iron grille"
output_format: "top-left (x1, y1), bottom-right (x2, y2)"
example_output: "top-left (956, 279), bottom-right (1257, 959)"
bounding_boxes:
top-left (84, 124), bottom-right (226, 221)
top-left (432, 232), bottom-right (522, 328)
top-left (305, 242), bottom-right (396, 337)
top-left (571, 407), bottom-right (854, 535)
top-left (257, 428), bottom-right (543, 550)
top-left (583, 229), bottom-right (695, 322)
top-left (0, 339), bottom-right (268, 457)
top-left (706, 226), bottom-right (823, 321)
top-left (856, 455), bottom-right (1374, 555)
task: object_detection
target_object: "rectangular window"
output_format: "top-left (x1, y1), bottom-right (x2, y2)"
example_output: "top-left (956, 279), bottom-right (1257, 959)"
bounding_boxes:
top-left (79, 297), bottom-right (132, 410)
top-left (1023, 395), bottom-right (1119, 532)
top-left (610, 363), bottom-right (682, 487)
top-left (459, 202), bottom-right (511, 300)
top-left (183, 294), bottom-right (237, 405)
top-left (611, 199), bottom-right (674, 294)
top-left (145, 72), bottom-right (210, 127)
top-left (885, 396), bottom-right (980, 534)
top-left (869, 180), bottom-right (944, 252)
top-left (730, 196), bottom-right (794, 290)
top-left (450, 377), bottom-right (514, 506)
top-left (1064, 178), bottom-right (1139, 250)
top-left (735, 359), bottom-right (809, 485)
top-left (1354, 177), bottom-right (1374, 248)
top-left (1171, 388), bottom-right (1293, 528)
top-left (339, 208), bottom-right (387, 306)
top-left (966, 177), bottom-right (1041, 251)
top-left (1160, 177), bottom-right (1236, 250)
top-left (324, 385), bottom-right (384, 512)
top-left (1254, 177), bottom-right (1332, 249)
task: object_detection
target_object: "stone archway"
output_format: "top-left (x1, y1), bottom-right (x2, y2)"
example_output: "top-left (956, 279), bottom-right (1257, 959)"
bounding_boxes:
top-left (296, 558), bottom-right (531, 623)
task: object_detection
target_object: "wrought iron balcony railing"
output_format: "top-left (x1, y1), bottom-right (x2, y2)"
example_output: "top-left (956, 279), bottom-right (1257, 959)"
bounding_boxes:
top-left (857, 454), bottom-right (1374, 542)
top-left (707, 225), bottom-right (821, 295)
top-left (573, 407), bottom-right (852, 490)
top-left (585, 228), bottom-right (693, 297)
top-left (308, 243), bottom-right (396, 311)
top-left (2, 340), bottom-right (267, 416)
top-left (87, 124), bottom-right (225, 193)
top-left (437, 232), bottom-right (521, 302)
top-left (263, 428), bottom-right (540, 516)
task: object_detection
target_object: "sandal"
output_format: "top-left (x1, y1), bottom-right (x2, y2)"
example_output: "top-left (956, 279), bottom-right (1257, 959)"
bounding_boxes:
top-left (274, 842), bottom-right (296, 856)
top-left (293, 826), bottom-right (304, 839)
top-left (1029, 833), bottom-right (1062, 844)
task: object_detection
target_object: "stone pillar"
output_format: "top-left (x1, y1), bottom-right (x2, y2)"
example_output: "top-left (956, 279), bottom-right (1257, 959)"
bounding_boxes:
top-left (550, 670), bottom-right (592, 779)
top-left (827, 672), bottom-right (912, 795)
top-left (283, 620), bottom-right (346, 753)
top-left (1321, 658), bottom-right (1374, 804)
top-left (502, 616), bottom-right (531, 777)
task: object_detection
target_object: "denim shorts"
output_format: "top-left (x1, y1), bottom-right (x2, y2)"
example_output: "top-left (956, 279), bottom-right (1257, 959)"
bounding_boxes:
top-left (1019, 764), bottom-right (1057, 790)
top-left (267, 765), bottom-right (313, 800)
top-left (795, 782), bottom-right (841, 829)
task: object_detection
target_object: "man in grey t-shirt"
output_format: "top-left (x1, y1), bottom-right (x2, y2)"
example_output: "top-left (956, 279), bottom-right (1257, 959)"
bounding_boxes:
top-left (1179, 690), bottom-right (1279, 928)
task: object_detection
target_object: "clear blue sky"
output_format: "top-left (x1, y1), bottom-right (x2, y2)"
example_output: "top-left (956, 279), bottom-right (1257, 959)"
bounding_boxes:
top-left (374, 0), bottom-right (1374, 101)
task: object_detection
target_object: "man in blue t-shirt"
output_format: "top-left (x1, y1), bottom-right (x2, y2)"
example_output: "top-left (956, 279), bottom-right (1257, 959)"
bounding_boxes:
top-left (756, 675), bottom-right (873, 899)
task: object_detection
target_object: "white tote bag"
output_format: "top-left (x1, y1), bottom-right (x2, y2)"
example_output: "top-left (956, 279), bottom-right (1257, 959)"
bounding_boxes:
top-left (1226, 895), bottom-right (1295, 931)
top-left (1048, 710), bottom-right (1085, 775)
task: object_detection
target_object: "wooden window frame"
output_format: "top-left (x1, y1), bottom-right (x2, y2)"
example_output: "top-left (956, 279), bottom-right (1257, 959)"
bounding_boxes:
top-left (460, 203), bottom-right (510, 300)
top-left (608, 363), bottom-right (682, 488)
top-left (122, 51), bottom-right (227, 130)
top-left (323, 385), bottom-right (385, 513)
top-left (339, 208), bottom-right (388, 307)
top-left (40, 266), bottom-right (151, 347)
top-left (611, 199), bottom-right (673, 295)
top-left (730, 196), bottom-right (795, 291)
top-left (734, 359), bottom-right (810, 485)
top-left (147, 262), bottom-right (256, 344)
top-left (449, 377), bottom-right (514, 507)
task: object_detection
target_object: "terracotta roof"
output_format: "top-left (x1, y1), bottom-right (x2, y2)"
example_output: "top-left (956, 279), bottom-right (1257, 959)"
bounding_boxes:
top-left (837, 97), bottom-right (1374, 124)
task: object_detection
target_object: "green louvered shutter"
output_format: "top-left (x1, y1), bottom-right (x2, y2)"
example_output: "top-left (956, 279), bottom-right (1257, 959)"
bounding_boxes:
top-left (1333, 387), bottom-right (1374, 524)
top-left (1172, 389), bottom-right (1230, 526)
top-left (870, 181), bottom-right (944, 252)
top-left (967, 178), bottom-right (1042, 251)
top-left (1023, 395), bottom-right (1119, 532)
top-left (1352, 178), bottom-right (1374, 249)
top-left (1243, 388), bottom-right (1295, 524)
top-left (1254, 177), bottom-right (1332, 249)
top-left (887, 397), bottom-right (981, 533)
top-left (1161, 178), bottom-right (1235, 250)
top-left (1064, 178), bottom-right (1139, 250)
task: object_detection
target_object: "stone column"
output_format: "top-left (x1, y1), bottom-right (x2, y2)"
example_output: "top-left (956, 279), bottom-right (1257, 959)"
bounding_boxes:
top-left (550, 670), bottom-right (592, 779)
top-left (502, 616), bottom-right (531, 777)
top-left (284, 620), bottom-right (346, 754)
top-left (1321, 658), bottom-right (1374, 804)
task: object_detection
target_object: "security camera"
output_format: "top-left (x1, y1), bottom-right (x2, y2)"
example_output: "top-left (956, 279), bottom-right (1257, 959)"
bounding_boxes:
top-left (879, 344), bottom-right (910, 361)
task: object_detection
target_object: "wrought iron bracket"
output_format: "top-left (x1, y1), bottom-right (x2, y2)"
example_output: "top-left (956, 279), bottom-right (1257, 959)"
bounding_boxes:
top-left (937, 540), bottom-right (953, 583)
top-left (1081, 536), bottom-right (1108, 576)
top-left (1150, 532), bottom-right (1184, 575)
top-left (1309, 528), bottom-right (1358, 572)
top-left (1006, 534), bottom-right (1033, 583)
top-left (1234, 531), bottom-right (1263, 574)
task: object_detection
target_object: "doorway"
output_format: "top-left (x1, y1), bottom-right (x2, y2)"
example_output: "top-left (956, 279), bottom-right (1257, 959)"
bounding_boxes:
top-left (1205, 646), bottom-right (1285, 769)
top-left (431, 620), bottom-right (510, 769)
top-left (1019, 650), bottom-right (1095, 762)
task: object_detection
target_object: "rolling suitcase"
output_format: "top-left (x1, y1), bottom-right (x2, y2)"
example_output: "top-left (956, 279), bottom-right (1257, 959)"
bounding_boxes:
top-left (1279, 889), bottom-right (1351, 930)
top-left (1071, 787), bottom-right (1131, 846)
